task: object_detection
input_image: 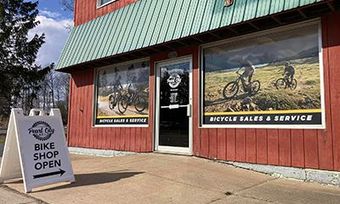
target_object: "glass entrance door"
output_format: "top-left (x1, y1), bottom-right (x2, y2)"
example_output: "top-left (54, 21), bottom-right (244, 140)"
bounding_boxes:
top-left (155, 57), bottom-right (192, 154)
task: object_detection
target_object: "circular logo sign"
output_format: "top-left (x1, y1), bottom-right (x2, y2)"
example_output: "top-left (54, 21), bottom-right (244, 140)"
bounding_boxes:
top-left (28, 121), bottom-right (55, 141)
top-left (167, 74), bottom-right (182, 88)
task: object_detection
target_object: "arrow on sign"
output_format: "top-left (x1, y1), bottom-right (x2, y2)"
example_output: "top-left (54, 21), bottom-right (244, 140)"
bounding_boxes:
top-left (33, 168), bottom-right (66, 179)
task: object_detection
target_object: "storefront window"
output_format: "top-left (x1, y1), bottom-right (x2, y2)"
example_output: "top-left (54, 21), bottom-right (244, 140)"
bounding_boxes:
top-left (94, 60), bottom-right (149, 126)
top-left (98, 0), bottom-right (116, 7)
top-left (202, 23), bottom-right (324, 128)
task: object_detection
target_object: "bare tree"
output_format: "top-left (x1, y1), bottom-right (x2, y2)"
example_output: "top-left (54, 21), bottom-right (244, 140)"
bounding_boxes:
top-left (60, 0), bottom-right (74, 12)
top-left (54, 73), bottom-right (70, 124)
top-left (35, 66), bottom-right (70, 124)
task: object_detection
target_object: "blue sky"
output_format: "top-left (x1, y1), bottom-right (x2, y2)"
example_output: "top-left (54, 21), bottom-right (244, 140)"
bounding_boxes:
top-left (29, 0), bottom-right (74, 67)
top-left (38, 0), bottom-right (73, 20)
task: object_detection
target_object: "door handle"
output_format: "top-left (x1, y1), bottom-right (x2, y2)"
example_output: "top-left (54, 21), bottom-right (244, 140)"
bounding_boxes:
top-left (187, 104), bottom-right (191, 117)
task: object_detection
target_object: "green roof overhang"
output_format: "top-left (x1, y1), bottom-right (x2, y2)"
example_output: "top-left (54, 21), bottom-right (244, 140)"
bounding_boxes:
top-left (57, 0), bottom-right (337, 72)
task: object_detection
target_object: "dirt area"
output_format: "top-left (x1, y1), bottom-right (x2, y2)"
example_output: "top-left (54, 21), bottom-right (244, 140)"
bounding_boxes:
top-left (0, 135), bottom-right (5, 145)
top-left (0, 137), bottom-right (4, 157)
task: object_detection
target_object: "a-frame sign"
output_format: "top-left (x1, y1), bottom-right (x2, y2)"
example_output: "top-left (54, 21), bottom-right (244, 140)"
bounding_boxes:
top-left (0, 109), bottom-right (75, 193)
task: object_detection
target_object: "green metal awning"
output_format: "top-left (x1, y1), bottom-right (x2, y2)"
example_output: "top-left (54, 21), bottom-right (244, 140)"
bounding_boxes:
top-left (57, 0), bottom-right (326, 70)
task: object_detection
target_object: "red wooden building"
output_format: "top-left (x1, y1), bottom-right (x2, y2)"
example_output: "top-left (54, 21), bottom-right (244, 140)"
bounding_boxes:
top-left (57, 0), bottom-right (340, 172)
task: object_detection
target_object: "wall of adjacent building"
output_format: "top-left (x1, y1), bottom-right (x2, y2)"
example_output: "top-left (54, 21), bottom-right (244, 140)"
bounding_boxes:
top-left (74, 0), bottom-right (137, 26)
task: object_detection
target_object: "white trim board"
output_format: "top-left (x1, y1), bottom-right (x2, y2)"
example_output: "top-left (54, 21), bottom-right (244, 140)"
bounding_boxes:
top-left (154, 56), bottom-right (193, 155)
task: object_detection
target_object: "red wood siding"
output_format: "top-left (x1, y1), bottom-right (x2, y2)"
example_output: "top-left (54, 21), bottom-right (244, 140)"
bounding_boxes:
top-left (192, 11), bottom-right (340, 171)
top-left (68, 67), bottom-right (154, 153)
top-left (74, 0), bottom-right (138, 26)
top-left (67, 11), bottom-right (340, 171)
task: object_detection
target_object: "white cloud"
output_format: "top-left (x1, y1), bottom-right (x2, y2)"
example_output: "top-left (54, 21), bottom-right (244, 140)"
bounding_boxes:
top-left (29, 14), bottom-right (73, 67)
top-left (39, 10), bottom-right (62, 19)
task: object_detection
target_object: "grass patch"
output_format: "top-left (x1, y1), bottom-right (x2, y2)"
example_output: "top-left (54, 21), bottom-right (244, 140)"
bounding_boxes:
top-left (0, 136), bottom-right (5, 144)
top-left (204, 60), bottom-right (321, 112)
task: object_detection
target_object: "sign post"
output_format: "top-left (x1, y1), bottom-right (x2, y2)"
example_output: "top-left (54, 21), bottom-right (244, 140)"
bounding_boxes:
top-left (0, 108), bottom-right (75, 193)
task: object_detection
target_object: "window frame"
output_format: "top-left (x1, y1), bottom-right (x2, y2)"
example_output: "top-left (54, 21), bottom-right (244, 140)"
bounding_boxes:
top-left (97, 0), bottom-right (118, 9)
top-left (199, 19), bottom-right (326, 129)
top-left (92, 57), bottom-right (150, 128)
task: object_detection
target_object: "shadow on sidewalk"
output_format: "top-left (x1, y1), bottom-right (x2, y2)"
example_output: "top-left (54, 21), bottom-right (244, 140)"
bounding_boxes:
top-left (10, 170), bottom-right (144, 193)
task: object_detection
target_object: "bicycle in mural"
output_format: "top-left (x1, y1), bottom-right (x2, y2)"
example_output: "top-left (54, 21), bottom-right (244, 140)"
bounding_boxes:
top-left (223, 72), bottom-right (261, 99)
top-left (275, 62), bottom-right (298, 90)
top-left (275, 76), bottom-right (298, 90)
top-left (117, 84), bottom-right (148, 114)
top-left (108, 82), bottom-right (124, 111)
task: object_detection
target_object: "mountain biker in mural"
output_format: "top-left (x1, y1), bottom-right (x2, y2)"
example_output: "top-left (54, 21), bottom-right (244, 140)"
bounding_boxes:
top-left (236, 59), bottom-right (255, 91)
top-left (283, 61), bottom-right (295, 84)
top-left (129, 76), bottom-right (138, 91)
top-left (113, 67), bottom-right (123, 91)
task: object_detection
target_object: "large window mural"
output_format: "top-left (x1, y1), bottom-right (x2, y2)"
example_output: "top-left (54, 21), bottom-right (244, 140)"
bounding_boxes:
top-left (202, 24), bottom-right (324, 128)
top-left (95, 60), bottom-right (149, 125)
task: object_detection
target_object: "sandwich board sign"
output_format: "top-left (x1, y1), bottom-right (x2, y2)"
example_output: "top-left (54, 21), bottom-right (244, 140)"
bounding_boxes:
top-left (0, 108), bottom-right (75, 193)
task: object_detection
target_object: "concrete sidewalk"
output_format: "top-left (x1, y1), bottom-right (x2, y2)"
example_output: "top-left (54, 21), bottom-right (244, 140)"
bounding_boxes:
top-left (2, 153), bottom-right (340, 204)
top-left (0, 185), bottom-right (45, 204)
top-left (1, 144), bottom-right (45, 203)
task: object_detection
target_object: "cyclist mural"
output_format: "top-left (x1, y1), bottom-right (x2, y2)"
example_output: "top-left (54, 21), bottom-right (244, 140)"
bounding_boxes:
top-left (202, 24), bottom-right (324, 127)
top-left (95, 60), bottom-right (149, 125)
